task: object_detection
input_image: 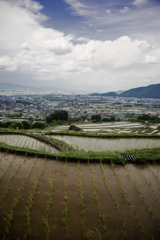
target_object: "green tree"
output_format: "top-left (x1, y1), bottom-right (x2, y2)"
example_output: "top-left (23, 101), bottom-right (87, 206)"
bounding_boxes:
top-left (9, 122), bottom-right (23, 129)
top-left (46, 110), bottom-right (68, 123)
top-left (21, 121), bottom-right (31, 129)
top-left (91, 114), bottom-right (101, 122)
top-left (110, 115), bottom-right (115, 121)
top-left (32, 122), bottom-right (46, 129)
top-left (138, 114), bottom-right (151, 121)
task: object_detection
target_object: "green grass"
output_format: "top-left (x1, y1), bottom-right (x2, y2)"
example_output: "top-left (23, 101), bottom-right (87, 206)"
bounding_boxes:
top-left (46, 129), bottom-right (160, 138)
top-left (0, 130), bottom-right (160, 164)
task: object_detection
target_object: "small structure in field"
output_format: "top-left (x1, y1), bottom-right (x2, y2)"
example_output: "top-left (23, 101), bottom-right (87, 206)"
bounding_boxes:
top-left (69, 125), bottom-right (83, 132)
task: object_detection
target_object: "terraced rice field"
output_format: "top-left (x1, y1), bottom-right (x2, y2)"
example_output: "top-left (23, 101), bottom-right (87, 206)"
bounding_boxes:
top-left (0, 152), bottom-right (160, 240)
top-left (52, 122), bottom-right (160, 135)
top-left (0, 134), bottom-right (58, 153)
top-left (51, 135), bottom-right (160, 152)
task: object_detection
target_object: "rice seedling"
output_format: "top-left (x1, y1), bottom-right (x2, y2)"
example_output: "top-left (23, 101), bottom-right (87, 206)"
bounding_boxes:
top-left (111, 163), bottom-right (127, 198)
top-left (113, 164), bottom-right (147, 237)
top-left (125, 165), bottom-right (158, 222)
top-left (0, 155), bottom-right (15, 182)
top-left (148, 167), bottom-right (160, 185)
top-left (100, 162), bottom-right (128, 238)
top-left (24, 206), bottom-right (31, 240)
top-left (3, 210), bottom-right (13, 239)
top-left (89, 164), bottom-right (108, 233)
top-left (36, 139), bottom-right (38, 151)
top-left (133, 205), bottom-right (145, 238)
top-left (0, 159), bottom-right (23, 204)
top-left (12, 188), bottom-right (22, 208)
top-left (63, 161), bottom-right (70, 239)
top-left (137, 168), bottom-right (159, 201)
top-left (16, 136), bottom-right (23, 147)
top-left (43, 216), bottom-right (50, 240)
top-left (2, 157), bottom-right (37, 240)
top-left (24, 159), bottom-right (46, 239)
top-left (23, 136), bottom-right (29, 149)
top-left (43, 162), bottom-right (57, 240)
top-left (78, 162), bottom-right (88, 240)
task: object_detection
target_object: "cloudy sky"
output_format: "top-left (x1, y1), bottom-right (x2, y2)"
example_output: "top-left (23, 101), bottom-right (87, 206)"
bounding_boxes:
top-left (0, 0), bottom-right (160, 92)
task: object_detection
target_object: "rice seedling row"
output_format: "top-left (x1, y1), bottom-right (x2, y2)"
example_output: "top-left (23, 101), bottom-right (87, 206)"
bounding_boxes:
top-left (2, 157), bottom-right (37, 239)
top-left (100, 162), bottom-right (128, 239)
top-left (43, 162), bottom-right (57, 240)
top-left (63, 161), bottom-right (70, 239)
top-left (0, 152), bottom-right (160, 239)
top-left (136, 167), bottom-right (160, 202)
top-left (89, 164), bottom-right (109, 237)
top-left (149, 167), bottom-right (160, 185)
top-left (78, 162), bottom-right (88, 240)
top-left (12, 157), bottom-right (37, 208)
top-left (0, 134), bottom-right (58, 153)
top-left (0, 156), bottom-right (23, 204)
top-left (125, 165), bottom-right (159, 222)
top-left (111, 163), bottom-right (145, 238)
top-left (0, 155), bottom-right (15, 182)
top-left (24, 158), bottom-right (46, 240)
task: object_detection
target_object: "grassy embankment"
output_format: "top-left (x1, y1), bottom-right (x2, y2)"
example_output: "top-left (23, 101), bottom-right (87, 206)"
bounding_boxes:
top-left (0, 129), bottom-right (160, 164)
top-left (47, 129), bottom-right (160, 138)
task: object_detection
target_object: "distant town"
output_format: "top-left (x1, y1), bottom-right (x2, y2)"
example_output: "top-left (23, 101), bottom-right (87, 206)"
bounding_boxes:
top-left (0, 93), bottom-right (160, 125)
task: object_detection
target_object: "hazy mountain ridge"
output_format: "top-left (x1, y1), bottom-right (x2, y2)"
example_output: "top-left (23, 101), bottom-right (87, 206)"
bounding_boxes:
top-left (0, 82), bottom-right (160, 98)
top-left (120, 84), bottom-right (160, 98)
top-left (0, 82), bottom-right (67, 93)
top-left (91, 83), bottom-right (160, 99)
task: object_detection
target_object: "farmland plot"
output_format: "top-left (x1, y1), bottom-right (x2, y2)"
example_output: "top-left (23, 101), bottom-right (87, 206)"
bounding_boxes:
top-left (51, 135), bottom-right (160, 152)
top-left (0, 134), bottom-right (58, 153)
top-left (0, 152), bottom-right (160, 240)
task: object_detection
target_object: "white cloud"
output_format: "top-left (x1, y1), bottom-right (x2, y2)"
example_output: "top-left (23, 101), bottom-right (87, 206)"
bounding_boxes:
top-left (133, 0), bottom-right (146, 5)
top-left (120, 7), bottom-right (130, 14)
top-left (0, 55), bottom-right (17, 71)
top-left (5, 0), bottom-right (43, 12)
top-left (145, 55), bottom-right (157, 64)
top-left (0, 0), bottom-right (160, 92)
top-left (63, 0), bottom-right (160, 46)
top-left (106, 9), bottom-right (111, 14)
top-left (0, 55), bottom-right (11, 67)
top-left (21, 42), bottom-right (31, 50)
top-left (64, 0), bottom-right (91, 16)
top-left (43, 38), bottom-right (73, 55)
top-left (76, 37), bottom-right (90, 43)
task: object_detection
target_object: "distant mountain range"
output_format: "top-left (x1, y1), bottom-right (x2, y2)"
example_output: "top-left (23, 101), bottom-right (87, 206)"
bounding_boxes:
top-left (0, 82), bottom-right (160, 98)
top-left (0, 82), bottom-right (68, 93)
top-left (90, 83), bottom-right (160, 99)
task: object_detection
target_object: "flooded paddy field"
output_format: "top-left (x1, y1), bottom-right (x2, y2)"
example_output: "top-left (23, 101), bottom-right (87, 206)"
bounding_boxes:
top-left (0, 152), bottom-right (160, 240)
top-left (0, 134), bottom-right (58, 153)
top-left (51, 135), bottom-right (160, 152)
top-left (52, 122), bottom-right (160, 135)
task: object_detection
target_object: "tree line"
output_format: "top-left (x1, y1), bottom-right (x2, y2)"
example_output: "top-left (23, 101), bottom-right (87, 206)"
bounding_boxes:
top-left (0, 121), bottom-right (46, 130)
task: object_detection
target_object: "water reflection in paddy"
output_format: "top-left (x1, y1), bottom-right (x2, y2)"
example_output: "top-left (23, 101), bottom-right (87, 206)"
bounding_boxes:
top-left (0, 134), bottom-right (58, 153)
top-left (51, 135), bottom-right (160, 152)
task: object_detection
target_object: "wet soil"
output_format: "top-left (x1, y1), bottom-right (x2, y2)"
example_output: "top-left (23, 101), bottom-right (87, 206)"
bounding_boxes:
top-left (66, 162), bottom-right (84, 240)
top-left (0, 152), bottom-right (160, 240)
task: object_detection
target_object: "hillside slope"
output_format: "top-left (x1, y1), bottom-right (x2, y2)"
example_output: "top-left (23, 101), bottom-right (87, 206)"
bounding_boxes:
top-left (119, 83), bottom-right (160, 98)
top-left (90, 83), bottom-right (160, 98)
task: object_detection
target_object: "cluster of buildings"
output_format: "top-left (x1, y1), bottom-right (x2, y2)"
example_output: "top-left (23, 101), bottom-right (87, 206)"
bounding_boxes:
top-left (0, 94), bottom-right (160, 123)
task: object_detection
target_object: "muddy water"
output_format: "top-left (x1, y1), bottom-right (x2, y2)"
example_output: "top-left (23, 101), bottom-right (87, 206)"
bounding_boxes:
top-left (88, 164), bottom-right (124, 239)
top-left (115, 165), bottom-right (160, 239)
top-left (80, 163), bottom-right (108, 240)
top-left (52, 135), bottom-right (160, 151)
top-left (0, 152), bottom-right (160, 239)
top-left (53, 122), bottom-right (144, 131)
top-left (0, 134), bottom-right (58, 153)
top-left (66, 162), bottom-right (84, 240)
